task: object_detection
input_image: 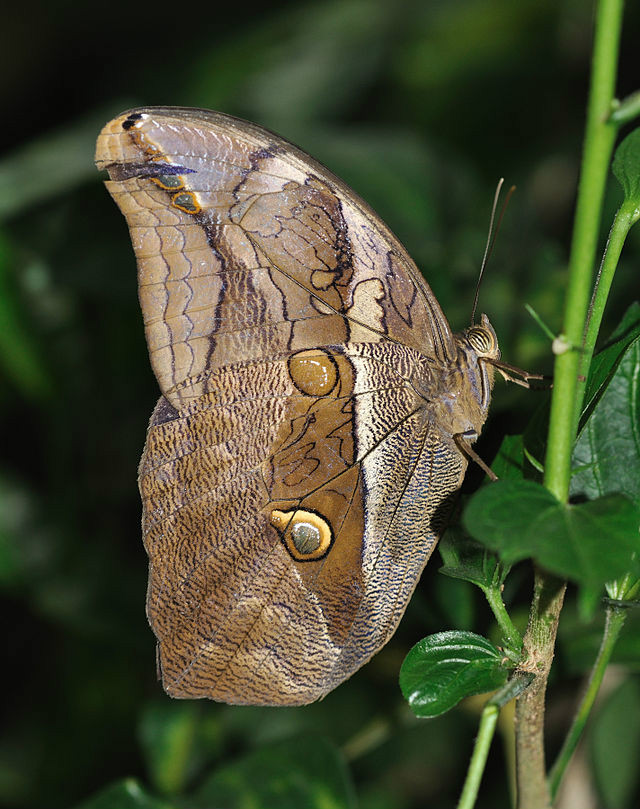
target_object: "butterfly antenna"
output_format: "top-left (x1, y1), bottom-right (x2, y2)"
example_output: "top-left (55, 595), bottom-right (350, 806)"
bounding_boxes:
top-left (470, 178), bottom-right (516, 324)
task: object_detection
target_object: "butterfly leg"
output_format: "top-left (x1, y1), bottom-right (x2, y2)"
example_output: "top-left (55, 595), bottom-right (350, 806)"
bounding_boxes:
top-left (454, 430), bottom-right (498, 481)
top-left (485, 358), bottom-right (549, 389)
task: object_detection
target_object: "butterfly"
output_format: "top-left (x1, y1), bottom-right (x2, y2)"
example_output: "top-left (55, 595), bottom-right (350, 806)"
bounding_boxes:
top-left (95, 107), bottom-right (506, 706)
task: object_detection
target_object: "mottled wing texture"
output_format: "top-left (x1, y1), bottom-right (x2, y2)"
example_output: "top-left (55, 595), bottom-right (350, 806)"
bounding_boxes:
top-left (95, 108), bottom-right (465, 705)
top-left (95, 107), bottom-right (456, 410)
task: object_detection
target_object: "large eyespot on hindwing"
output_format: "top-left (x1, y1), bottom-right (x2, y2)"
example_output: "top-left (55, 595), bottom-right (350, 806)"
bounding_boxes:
top-left (269, 509), bottom-right (334, 562)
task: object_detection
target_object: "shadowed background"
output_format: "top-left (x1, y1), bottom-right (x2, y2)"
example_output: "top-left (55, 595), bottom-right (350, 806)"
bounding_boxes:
top-left (2, 0), bottom-right (640, 807)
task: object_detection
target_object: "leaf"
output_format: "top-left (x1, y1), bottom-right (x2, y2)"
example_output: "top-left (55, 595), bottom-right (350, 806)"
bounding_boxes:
top-left (522, 399), bottom-right (551, 483)
top-left (0, 232), bottom-right (53, 399)
top-left (138, 701), bottom-right (200, 795)
top-left (439, 525), bottom-right (506, 591)
top-left (0, 103), bottom-right (132, 221)
top-left (580, 302), bottom-right (640, 427)
top-left (73, 779), bottom-right (175, 809)
top-left (491, 433), bottom-right (526, 480)
top-left (399, 631), bottom-right (509, 718)
top-left (439, 434), bottom-right (533, 594)
top-left (235, 0), bottom-right (397, 125)
top-left (591, 679), bottom-right (640, 809)
top-left (432, 573), bottom-right (476, 630)
top-left (612, 128), bottom-right (640, 205)
top-left (464, 480), bottom-right (640, 593)
top-left (572, 325), bottom-right (640, 507)
top-left (190, 735), bottom-right (356, 809)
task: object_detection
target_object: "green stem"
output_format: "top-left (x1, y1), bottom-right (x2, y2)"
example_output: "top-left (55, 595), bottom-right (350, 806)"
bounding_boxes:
top-left (483, 584), bottom-right (523, 653)
top-left (515, 6), bottom-right (625, 803)
top-left (458, 675), bottom-right (534, 809)
top-left (544, 0), bottom-right (623, 503)
top-left (548, 605), bottom-right (627, 799)
top-left (578, 199), bottom-right (640, 420)
top-left (457, 702), bottom-right (499, 809)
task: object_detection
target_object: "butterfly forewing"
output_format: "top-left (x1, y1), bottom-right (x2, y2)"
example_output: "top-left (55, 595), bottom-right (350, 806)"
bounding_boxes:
top-left (96, 108), bottom-right (456, 409)
top-left (95, 107), bottom-right (495, 705)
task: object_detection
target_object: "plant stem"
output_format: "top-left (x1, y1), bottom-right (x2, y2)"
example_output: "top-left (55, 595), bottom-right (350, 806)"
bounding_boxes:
top-left (458, 674), bottom-right (534, 809)
top-left (578, 199), bottom-right (640, 419)
top-left (483, 584), bottom-right (523, 653)
top-left (515, 570), bottom-right (566, 809)
top-left (548, 604), bottom-right (627, 799)
top-left (544, 0), bottom-right (623, 502)
top-left (458, 702), bottom-right (499, 809)
top-left (515, 3), bottom-right (625, 804)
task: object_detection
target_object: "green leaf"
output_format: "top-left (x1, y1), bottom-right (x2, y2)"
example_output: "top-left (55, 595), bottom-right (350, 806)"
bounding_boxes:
top-left (491, 433), bottom-right (526, 480)
top-left (572, 324), bottom-right (640, 507)
top-left (73, 779), bottom-right (175, 809)
top-left (191, 735), bottom-right (356, 809)
top-left (591, 679), bottom-right (640, 809)
top-left (432, 572), bottom-right (476, 630)
top-left (612, 128), bottom-right (640, 205)
top-left (522, 399), bottom-right (551, 482)
top-left (579, 302), bottom-right (640, 427)
top-left (0, 103), bottom-right (132, 221)
top-left (439, 525), bottom-right (506, 591)
top-left (138, 701), bottom-right (200, 795)
top-left (464, 480), bottom-right (640, 592)
top-left (399, 631), bottom-right (509, 718)
top-left (0, 232), bottom-right (53, 399)
top-left (233, 0), bottom-right (397, 125)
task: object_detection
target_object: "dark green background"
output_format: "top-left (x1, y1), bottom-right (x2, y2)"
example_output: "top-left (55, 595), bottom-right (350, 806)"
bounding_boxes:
top-left (2, 1), bottom-right (640, 807)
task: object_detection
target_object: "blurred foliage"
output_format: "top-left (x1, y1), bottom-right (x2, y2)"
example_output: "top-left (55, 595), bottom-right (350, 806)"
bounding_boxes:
top-left (1, 0), bottom-right (639, 807)
top-left (590, 677), bottom-right (640, 809)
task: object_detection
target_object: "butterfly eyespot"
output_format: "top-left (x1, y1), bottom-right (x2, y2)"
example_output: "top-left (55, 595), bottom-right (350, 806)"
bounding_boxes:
top-left (466, 326), bottom-right (496, 355)
top-left (269, 509), bottom-right (334, 561)
top-left (122, 112), bottom-right (145, 130)
top-left (171, 192), bottom-right (201, 214)
top-left (288, 349), bottom-right (339, 396)
top-left (152, 174), bottom-right (185, 190)
top-left (291, 522), bottom-right (321, 553)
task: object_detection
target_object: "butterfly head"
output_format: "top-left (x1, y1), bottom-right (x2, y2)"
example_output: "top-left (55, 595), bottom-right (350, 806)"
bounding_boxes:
top-left (450, 313), bottom-right (501, 418)
top-left (461, 314), bottom-right (500, 362)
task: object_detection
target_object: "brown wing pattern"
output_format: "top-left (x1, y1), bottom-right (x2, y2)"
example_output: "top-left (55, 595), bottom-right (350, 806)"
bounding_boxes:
top-left (95, 107), bottom-right (482, 705)
top-left (139, 343), bottom-right (464, 705)
top-left (95, 107), bottom-right (455, 411)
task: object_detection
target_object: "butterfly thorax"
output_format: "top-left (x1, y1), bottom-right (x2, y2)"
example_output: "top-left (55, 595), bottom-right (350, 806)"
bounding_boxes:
top-left (417, 313), bottom-right (499, 441)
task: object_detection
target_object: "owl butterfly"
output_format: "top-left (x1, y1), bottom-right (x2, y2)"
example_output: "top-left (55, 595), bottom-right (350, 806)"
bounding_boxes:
top-left (96, 107), bottom-right (508, 706)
